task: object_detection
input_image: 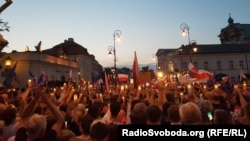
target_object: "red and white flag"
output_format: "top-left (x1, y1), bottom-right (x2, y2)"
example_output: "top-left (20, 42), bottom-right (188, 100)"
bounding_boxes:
top-left (188, 62), bottom-right (214, 81)
top-left (133, 51), bottom-right (140, 88)
top-left (240, 67), bottom-right (247, 81)
top-left (118, 74), bottom-right (128, 82)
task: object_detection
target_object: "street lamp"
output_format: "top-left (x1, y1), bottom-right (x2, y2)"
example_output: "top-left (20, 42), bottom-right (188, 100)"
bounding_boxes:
top-left (180, 23), bottom-right (192, 62)
top-left (5, 56), bottom-right (12, 69)
top-left (108, 30), bottom-right (122, 85)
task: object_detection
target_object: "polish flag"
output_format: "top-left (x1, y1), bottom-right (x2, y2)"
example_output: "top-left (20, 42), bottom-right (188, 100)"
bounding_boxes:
top-left (118, 74), bottom-right (128, 82)
top-left (188, 62), bottom-right (214, 81)
top-left (240, 67), bottom-right (247, 81)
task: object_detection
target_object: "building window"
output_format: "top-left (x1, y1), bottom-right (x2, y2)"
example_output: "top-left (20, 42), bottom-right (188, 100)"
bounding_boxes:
top-left (239, 60), bottom-right (244, 69)
top-left (229, 61), bottom-right (234, 70)
top-left (231, 77), bottom-right (236, 83)
top-left (204, 61), bottom-right (208, 70)
top-left (183, 62), bottom-right (187, 71)
top-left (217, 61), bottom-right (221, 70)
top-left (193, 61), bottom-right (198, 68)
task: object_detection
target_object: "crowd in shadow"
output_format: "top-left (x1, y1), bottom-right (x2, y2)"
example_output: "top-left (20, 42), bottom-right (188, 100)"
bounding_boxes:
top-left (0, 77), bottom-right (250, 141)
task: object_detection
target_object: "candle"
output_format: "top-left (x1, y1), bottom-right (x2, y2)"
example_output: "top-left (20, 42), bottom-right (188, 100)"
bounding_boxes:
top-left (214, 84), bottom-right (218, 90)
top-left (180, 92), bottom-right (183, 97)
top-left (138, 85), bottom-right (141, 90)
top-left (28, 79), bottom-right (32, 87)
top-left (121, 85), bottom-right (124, 91)
top-left (243, 82), bottom-right (247, 90)
top-left (203, 85), bottom-right (207, 91)
top-left (187, 83), bottom-right (192, 94)
top-left (130, 78), bottom-right (134, 84)
top-left (73, 94), bottom-right (78, 101)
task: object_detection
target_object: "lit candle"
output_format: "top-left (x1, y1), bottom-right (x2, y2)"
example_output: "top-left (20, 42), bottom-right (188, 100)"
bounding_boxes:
top-left (187, 83), bottom-right (192, 94)
top-left (203, 85), bottom-right (207, 91)
top-left (130, 78), bottom-right (134, 84)
top-left (180, 92), bottom-right (183, 100)
top-left (138, 85), bottom-right (141, 90)
top-left (214, 84), bottom-right (218, 90)
top-left (28, 79), bottom-right (32, 87)
top-left (243, 82), bottom-right (247, 90)
top-left (73, 94), bottom-right (78, 101)
top-left (121, 85), bottom-right (124, 91)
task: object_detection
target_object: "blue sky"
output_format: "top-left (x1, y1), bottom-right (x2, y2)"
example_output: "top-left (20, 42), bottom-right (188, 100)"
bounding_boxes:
top-left (1, 0), bottom-right (250, 68)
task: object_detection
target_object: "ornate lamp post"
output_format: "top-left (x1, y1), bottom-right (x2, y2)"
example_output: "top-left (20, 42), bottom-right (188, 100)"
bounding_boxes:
top-left (108, 30), bottom-right (122, 85)
top-left (180, 23), bottom-right (192, 62)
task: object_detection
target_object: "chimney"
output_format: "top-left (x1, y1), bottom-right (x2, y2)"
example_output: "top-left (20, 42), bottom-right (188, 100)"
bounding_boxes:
top-left (68, 38), bottom-right (74, 42)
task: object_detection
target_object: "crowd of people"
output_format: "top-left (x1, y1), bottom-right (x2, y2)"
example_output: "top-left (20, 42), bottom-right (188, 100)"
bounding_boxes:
top-left (0, 76), bottom-right (250, 141)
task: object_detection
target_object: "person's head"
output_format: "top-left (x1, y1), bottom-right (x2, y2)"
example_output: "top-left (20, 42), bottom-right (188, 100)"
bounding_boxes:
top-left (79, 115), bottom-right (94, 135)
top-left (130, 108), bottom-right (147, 125)
top-left (26, 114), bottom-right (47, 138)
top-left (0, 105), bottom-right (17, 126)
top-left (133, 102), bottom-right (147, 111)
top-left (87, 104), bottom-right (101, 119)
top-left (162, 101), bottom-right (172, 120)
top-left (57, 129), bottom-right (75, 141)
top-left (167, 104), bottom-right (181, 123)
top-left (0, 103), bottom-right (6, 112)
top-left (213, 109), bottom-right (230, 125)
top-left (146, 105), bottom-right (162, 125)
top-left (166, 92), bottom-right (174, 104)
top-left (90, 119), bottom-right (109, 141)
top-left (110, 101), bottom-right (121, 118)
top-left (131, 99), bottom-right (140, 111)
top-left (179, 102), bottom-right (202, 125)
top-left (199, 100), bottom-right (213, 124)
top-left (73, 103), bottom-right (86, 123)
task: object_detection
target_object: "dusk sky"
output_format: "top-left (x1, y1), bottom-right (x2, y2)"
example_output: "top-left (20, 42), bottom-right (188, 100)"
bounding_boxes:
top-left (1, 0), bottom-right (250, 68)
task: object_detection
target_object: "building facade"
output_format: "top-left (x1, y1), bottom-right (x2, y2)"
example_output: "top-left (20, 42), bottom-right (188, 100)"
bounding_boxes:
top-left (156, 16), bottom-right (250, 83)
top-left (0, 38), bottom-right (103, 88)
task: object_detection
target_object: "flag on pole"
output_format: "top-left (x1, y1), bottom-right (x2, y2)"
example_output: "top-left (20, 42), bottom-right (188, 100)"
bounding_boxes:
top-left (118, 74), bottom-right (129, 82)
top-left (105, 72), bottom-right (110, 94)
top-left (188, 62), bottom-right (214, 81)
top-left (37, 71), bottom-right (47, 86)
top-left (28, 70), bottom-right (37, 86)
top-left (188, 62), bottom-right (198, 78)
top-left (239, 67), bottom-right (247, 81)
top-left (68, 69), bottom-right (72, 83)
top-left (133, 51), bottom-right (140, 88)
top-left (3, 62), bottom-right (17, 88)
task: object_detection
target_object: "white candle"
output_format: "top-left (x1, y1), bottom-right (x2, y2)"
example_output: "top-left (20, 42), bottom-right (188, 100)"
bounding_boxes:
top-left (243, 82), bottom-right (247, 90)
top-left (28, 79), bottom-right (32, 87)
top-left (73, 94), bottom-right (78, 101)
top-left (187, 83), bottom-right (192, 94)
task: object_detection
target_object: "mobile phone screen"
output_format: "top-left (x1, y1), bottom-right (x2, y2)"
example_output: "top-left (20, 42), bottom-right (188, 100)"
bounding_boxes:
top-left (207, 112), bottom-right (213, 120)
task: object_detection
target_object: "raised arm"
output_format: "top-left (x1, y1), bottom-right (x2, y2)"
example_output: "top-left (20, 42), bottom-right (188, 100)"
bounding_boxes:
top-left (40, 90), bottom-right (65, 135)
